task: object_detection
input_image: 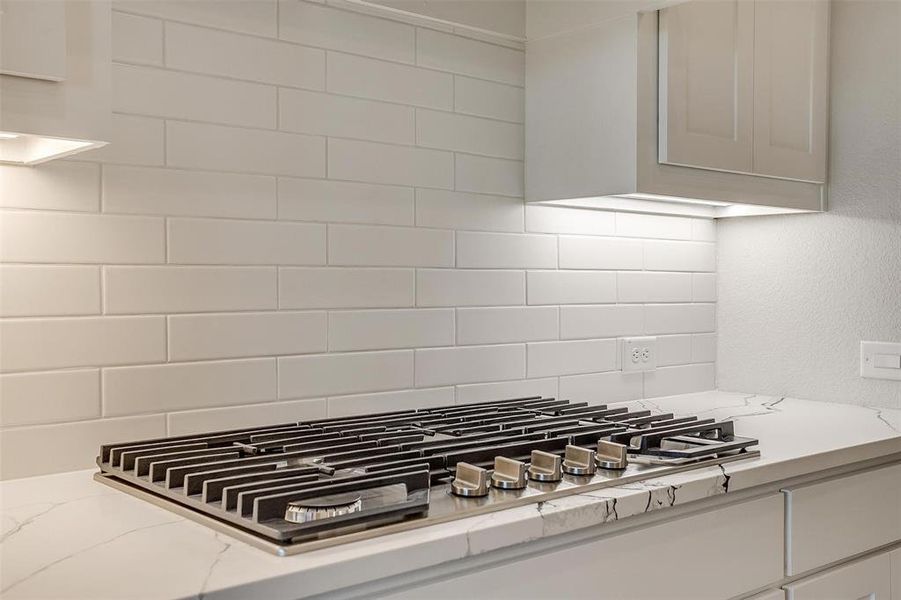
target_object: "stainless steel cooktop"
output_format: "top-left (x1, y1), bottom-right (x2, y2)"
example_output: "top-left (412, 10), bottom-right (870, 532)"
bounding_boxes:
top-left (95, 396), bottom-right (759, 555)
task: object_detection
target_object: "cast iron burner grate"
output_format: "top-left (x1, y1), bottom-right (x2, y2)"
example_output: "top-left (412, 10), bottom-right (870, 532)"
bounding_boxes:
top-left (95, 396), bottom-right (759, 555)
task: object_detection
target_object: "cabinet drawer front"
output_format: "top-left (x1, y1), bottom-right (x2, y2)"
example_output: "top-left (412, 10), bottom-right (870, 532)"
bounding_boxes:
top-left (382, 494), bottom-right (784, 600)
top-left (785, 463), bottom-right (901, 575)
top-left (785, 552), bottom-right (892, 600)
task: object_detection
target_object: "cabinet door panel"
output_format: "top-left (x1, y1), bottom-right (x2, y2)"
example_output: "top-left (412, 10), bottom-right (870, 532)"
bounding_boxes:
top-left (659, 0), bottom-right (754, 173)
top-left (784, 463), bottom-right (901, 575)
top-left (753, 0), bottom-right (829, 183)
top-left (785, 552), bottom-right (892, 600)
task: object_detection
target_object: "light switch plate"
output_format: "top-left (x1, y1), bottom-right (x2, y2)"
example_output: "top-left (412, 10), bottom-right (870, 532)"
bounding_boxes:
top-left (860, 341), bottom-right (901, 381)
top-left (623, 336), bottom-right (657, 372)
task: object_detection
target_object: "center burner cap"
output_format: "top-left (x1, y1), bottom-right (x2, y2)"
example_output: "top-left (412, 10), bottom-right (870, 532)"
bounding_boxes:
top-left (284, 492), bottom-right (363, 523)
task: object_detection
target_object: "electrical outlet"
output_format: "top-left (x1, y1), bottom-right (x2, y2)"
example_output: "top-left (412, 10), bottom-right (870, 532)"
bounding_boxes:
top-left (622, 337), bottom-right (657, 372)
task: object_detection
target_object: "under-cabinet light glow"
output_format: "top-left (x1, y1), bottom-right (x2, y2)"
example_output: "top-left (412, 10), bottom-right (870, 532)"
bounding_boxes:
top-left (0, 131), bottom-right (107, 166)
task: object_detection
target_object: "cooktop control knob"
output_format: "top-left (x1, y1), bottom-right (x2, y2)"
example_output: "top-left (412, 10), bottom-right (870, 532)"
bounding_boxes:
top-left (562, 445), bottom-right (597, 476)
top-left (527, 450), bottom-right (562, 482)
top-left (451, 462), bottom-right (490, 497)
top-left (596, 440), bottom-right (629, 470)
top-left (491, 456), bottom-right (528, 489)
top-left (284, 492), bottom-right (363, 523)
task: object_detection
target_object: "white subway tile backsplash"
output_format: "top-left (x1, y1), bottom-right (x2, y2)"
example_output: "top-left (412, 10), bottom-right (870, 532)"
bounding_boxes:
top-left (525, 205), bottom-right (615, 236)
top-left (0, 161), bottom-right (99, 212)
top-left (104, 358), bottom-right (277, 415)
top-left (527, 339), bottom-right (618, 378)
top-left (0, 266), bottom-right (100, 317)
top-left (456, 232), bottom-right (555, 269)
top-left (168, 397), bottom-right (327, 436)
top-left (454, 76), bottom-right (524, 123)
top-left (81, 114), bottom-right (164, 166)
top-left (104, 266), bottom-right (276, 314)
top-left (168, 218), bottom-right (326, 265)
top-left (416, 29), bottom-right (524, 86)
top-left (0, 369), bottom-right (99, 427)
top-left (166, 121), bottom-right (325, 177)
top-left (113, 64), bottom-right (276, 128)
top-left (327, 52), bottom-right (452, 110)
top-left (527, 271), bottom-right (617, 305)
top-left (645, 304), bottom-right (716, 335)
top-left (617, 272), bottom-right (693, 303)
top-left (279, 350), bottom-right (413, 398)
top-left (559, 305), bottom-right (644, 340)
top-left (0, 211), bottom-right (164, 264)
top-left (328, 309), bottom-right (454, 351)
top-left (329, 224), bottom-right (454, 267)
top-left (657, 335), bottom-right (693, 366)
top-left (559, 371), bottom-right (643, 405)
top-left (278, 178), bottom-right (413, 226)
top-left (103, 166), bottom-right (277, 219)
top-left (168, 311), bottom-right (327, 361)
top-left (416, 109), bottom-right (523, 160)
top-left (112, 11), bottom-right (163, 66)
top-left (558, 236), bottom-right (643, 270)
top-left (328, 387), bottom-right (454, 417)
top-left (615, 213), bottom-right (693, 240)
top-left (455, 377), bottom-right (558, 405)
top-left (165, 22), bottom-right (323, 88)
top-left (692, 273), bottom-right (717, 302)
top-left (280, 88), bottom-right (414, 145)
top-left (280, 268), bottom-right (414, 309)
top-left (415, 189), bottom-right (523, 233)
top-left (644, 363), bottom-right (715, 398)
top-left (692, 219), bottom-right (717, 241)
top-left (416, 269), bottom-right (524, 307)
top-left (328, 138), bottom-right (453, 189)
top-left (121, 0), bottom-right (277, 37)
top-left (455, 153), bottom-right (523, 197)
top-left (644, 240), bottom-right (716, 272)
top-left (0, 10), bottom-right (723, 479)
top-left (0, 415), bottom-right (166, 479)
top-left (692, 333), bottom-right (717, 363)
top-left (415, 344), bottom-right (525, 387)
top-left (279, 0), bottom-right (415, 63)
top-left (456, 306), bottom-right (557, 345)
top-left (0, 317), bottom-right (165, 372)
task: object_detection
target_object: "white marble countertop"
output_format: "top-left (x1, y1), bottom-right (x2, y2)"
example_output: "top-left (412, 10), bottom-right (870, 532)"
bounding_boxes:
top-left (2, 391), bottom-right (900, 600)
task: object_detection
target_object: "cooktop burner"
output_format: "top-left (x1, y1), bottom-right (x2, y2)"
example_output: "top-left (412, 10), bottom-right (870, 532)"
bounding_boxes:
top-left (95, 396), bottom-right (759, 555)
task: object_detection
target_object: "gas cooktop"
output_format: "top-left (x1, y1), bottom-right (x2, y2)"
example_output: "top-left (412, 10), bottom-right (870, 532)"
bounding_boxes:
top-left (95, 396), bottom-right (759, 555)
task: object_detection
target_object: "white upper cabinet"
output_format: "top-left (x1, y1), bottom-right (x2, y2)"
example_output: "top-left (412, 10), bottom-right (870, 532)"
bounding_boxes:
top-left (753, 0), bottom-right (830, 182)
top-left (525, 0), bottom-right (831, 217)
top-left (658, 0), bottom-right (754, 173)
top-left (658, 0), bottom-right (830, 184)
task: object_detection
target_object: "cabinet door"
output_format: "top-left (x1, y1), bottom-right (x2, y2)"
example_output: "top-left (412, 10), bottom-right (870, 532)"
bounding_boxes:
top-left (785, 552), bottom-right (892, 600)
top-left (0, 0), bottom-right (66, 81)
top-left (658, 0), bottom-right (754, 173)
top-left (753, 0), bottom-right (830, 183)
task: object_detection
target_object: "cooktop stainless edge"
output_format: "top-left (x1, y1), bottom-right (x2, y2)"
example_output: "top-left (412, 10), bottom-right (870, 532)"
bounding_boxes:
top-left (94, 450), bottom-right (760, 556)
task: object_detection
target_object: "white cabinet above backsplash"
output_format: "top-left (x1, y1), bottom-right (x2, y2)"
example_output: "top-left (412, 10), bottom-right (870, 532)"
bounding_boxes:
top-left (525, 0), bottom-right (831, 218)
top-left (659, 0), bottom-right (830, 184)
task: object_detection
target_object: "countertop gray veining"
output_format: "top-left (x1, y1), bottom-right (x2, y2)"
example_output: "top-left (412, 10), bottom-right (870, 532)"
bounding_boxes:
top-left (2, 391), bottom-right (899, 600)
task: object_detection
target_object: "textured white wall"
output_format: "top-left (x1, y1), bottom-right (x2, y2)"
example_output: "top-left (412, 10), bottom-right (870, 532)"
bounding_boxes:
top-left (717, 0), bottom-right (901, 409)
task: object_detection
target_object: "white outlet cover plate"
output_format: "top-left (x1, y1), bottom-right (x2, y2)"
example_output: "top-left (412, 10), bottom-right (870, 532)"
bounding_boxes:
top-left (622, 336), bottom-right (657, 372)
top-left (860, 341), bottom-right (901, 381)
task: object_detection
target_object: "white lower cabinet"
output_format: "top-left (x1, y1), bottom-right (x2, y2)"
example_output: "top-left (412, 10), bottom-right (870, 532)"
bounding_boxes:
top-left (380, 494), bottom-right (784, 600)
top-left (783, 463), bottom-right (901, 575)
top-left (784, 551), bottom-right (892, 600)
